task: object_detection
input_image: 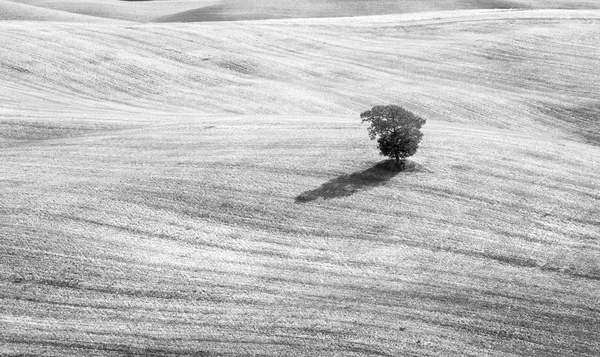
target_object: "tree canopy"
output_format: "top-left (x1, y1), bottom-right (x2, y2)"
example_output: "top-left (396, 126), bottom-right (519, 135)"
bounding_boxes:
top-left (360, 105), bottom-right (426, 164)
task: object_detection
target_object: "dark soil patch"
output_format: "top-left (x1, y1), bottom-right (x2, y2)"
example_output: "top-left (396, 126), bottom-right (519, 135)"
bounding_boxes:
top-left (296, 159), bottom-right (424, 202)
top-left (538, 102), bottom-right (600, 145)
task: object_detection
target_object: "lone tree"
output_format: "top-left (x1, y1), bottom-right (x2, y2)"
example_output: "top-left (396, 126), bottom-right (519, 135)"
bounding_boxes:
top-left (361, 105), bottom-right (426, 165)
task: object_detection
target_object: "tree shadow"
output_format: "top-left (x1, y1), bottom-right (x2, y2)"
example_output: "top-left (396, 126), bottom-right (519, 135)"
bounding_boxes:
top-left (295, 160), bottom-right (422, 203)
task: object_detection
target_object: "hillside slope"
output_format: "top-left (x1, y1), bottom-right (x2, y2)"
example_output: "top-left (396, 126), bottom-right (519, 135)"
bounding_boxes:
top-left (5, 0), bottom-right (600, 22)
top-left (0, 0), bottom-right (116, 21)
top-left (156, 0), bottom-right (600, 22)
top-left (1, 10), bottom-right (600, 142)
top-left (1, 9), bottom-right (599, 357)
top-left (1, 115), bottom-right (599, 356)
top-left (2, 0), bottom-right (219, 22)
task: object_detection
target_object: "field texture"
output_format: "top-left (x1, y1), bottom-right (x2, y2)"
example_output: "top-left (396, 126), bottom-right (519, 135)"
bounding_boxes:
top-left (2, 10), bottom-right (600, 142)
top-left (1, 5), bottom-right (599, 357)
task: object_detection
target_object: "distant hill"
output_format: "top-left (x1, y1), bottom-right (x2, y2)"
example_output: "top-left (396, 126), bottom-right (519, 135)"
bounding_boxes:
top-left (0, 0), bottom-right (113, 21)
top-left (1, 0), bottom-right (220, 22)
top-left (3, 0), bottom-right (600, 22)
top-left (155, 0), bottom-right (600, 22)
top-left (1, 9), bottom-right (599, 142)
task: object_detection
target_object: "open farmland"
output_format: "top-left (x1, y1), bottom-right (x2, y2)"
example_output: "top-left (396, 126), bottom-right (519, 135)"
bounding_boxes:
top-left (2, 10), bottom-right (600, 142)
top-left (1, 2), bottom-right (599, 357)
top-left (1, 114), bottom-right (599, 356)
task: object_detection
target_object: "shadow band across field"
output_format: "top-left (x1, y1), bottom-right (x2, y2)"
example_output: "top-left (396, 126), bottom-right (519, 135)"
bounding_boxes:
top-left (296, 160), bottom-right (421, 202)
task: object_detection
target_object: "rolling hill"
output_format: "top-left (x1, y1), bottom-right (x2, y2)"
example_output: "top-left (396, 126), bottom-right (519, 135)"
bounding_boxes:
top-left (1, 10), bottom-right (599, 142)
top-left (3, 0), bottom-right (600, 22)
top-left (1, 5), bottom-right (599, 357)
top-left (155, 0), bottom-right (600, 23)
top-left (1, 0), bottom-right (219, 22)
top-left (2, 113), bottom-right (599, 356)
top-left (0, 0), bottom-right (116, 21)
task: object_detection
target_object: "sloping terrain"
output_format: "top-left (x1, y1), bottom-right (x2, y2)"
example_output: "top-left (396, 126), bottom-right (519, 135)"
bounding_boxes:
top-left (1, 8), bottom-right (599, 357)
top-left (2, 0), bottom-right (219, 22)
top-left (4, 0), bottom-right (600, 22)
top-left (1, 115), bottom-right (599, 356)
top-left (1, 10), bottom-right (600, 142)
top-left (154, 0), bottom-right (527, 22)
top-left (0, 0), bottom-right (115, 21)
top-left (155, 0), bottom-right (600, 22)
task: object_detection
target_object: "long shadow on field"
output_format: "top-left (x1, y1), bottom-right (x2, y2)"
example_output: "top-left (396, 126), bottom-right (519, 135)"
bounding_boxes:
top-left (296, 160), bottom-right (419, 202)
